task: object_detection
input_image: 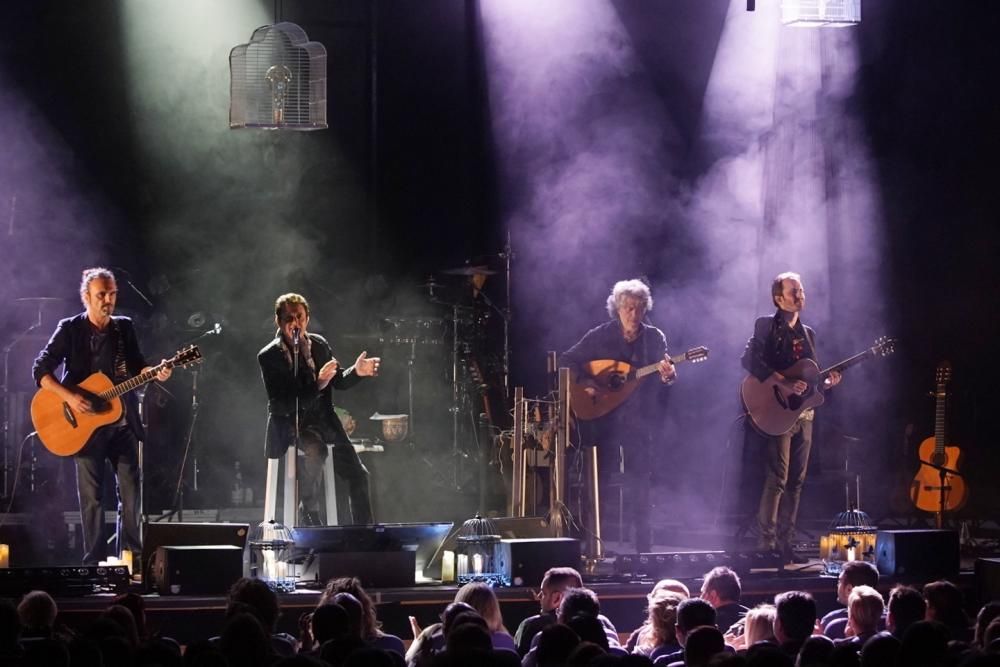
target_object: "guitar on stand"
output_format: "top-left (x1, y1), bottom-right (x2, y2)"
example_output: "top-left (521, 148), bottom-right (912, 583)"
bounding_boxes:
top-left (910, 361), bottom-right (967, 526)
top-left (30, 345), bottom-right (203, 457)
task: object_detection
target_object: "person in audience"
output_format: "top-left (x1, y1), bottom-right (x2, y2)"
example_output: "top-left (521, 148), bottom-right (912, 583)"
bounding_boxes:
top-left (858, 632), bottom-right (900, 667)
top-left (453, 582), bottom-right (516, 651)
top-left (219, 612), bottom-right (274, 667)
top-left (0, 598), bottom-right (23, 663)
top-left (975, 602), bottom-right (1000, 649)
top-left (556, 588), bottom-right (621, 650)
top-left (923, 579), bottom-right (973, 642)
top-left (629, 591), bottom-right (686, 658)
top-left (406, 602), bottom-right (478, 667)
top-left (725, 603), bottom-right (776, 652)
top-left (886, 585), bottom-right (926, 639)
top-left (17, 589), bottom-right (59, 640)
top-left (797, 634), bottom-right (835, 666)
top-left (111, 592), bottom-right (149, 642)
top-left (773, 591), bottom-right (816, 659)
top-left (320, 576), bottom-right (406, 655)
top-left (626, 580), bottom-right (690, 654)
top-left (311, 603), bottom-right (351, 647)
top-left (700, 567), bottom-right (749, 635)
top-left (673, 625), bottom-right (727, 667)
top-left (898, 620), bottom-right (950, 667)
top-left (984, 618), bottom-right (1000, 651)
top-left (223, 577), bottom-right (296, 657)
top-left (535, 624), bottom-right (581, 667)
top-left (566, 640), bottom-right (607, 666)
top-left (821, 561), bottom-right (879, 640)
top-left (654, 597), bottom-right (717, 665)
top-left (514, 567), bottom-right (586, 655)
top-left (838, 585), bottom-right (884, 648)
top-left (565, 614), bottom-right (611, 653)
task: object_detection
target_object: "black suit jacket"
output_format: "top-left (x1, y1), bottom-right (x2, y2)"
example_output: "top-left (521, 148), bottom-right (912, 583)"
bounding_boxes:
top-left (258, 333), bottom-right (364, 458)
top-left (32, 313), bottom-right (149, 440)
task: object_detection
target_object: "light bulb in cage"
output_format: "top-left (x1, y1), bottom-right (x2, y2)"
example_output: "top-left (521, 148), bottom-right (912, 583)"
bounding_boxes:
top-left (249, 520), bottom-right (296, 593)
top-left (230, 22), bottom-right (327, 130)
top-left (455, 514), bottom-right (509, 587)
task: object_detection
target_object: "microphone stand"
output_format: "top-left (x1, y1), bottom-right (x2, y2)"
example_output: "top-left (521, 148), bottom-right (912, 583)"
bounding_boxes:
top-left (1, 303), bottom-right (43, 501)
top-left (291, 329), bottom-right (300, 528)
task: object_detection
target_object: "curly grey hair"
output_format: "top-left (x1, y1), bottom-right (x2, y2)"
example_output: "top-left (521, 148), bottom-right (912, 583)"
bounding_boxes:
top-left (606, 279), bottom-right (653, 319)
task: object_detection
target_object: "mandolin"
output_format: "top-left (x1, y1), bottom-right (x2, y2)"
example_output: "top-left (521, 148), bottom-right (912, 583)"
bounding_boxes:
top-left (910, 361), bottom-right (968, 513)
top-left (569, 346), bottom-right (709, 421)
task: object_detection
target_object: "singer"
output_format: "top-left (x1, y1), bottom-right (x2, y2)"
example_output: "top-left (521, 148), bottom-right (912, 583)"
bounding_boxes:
top-left (258, 293), bottom-right (380, 525)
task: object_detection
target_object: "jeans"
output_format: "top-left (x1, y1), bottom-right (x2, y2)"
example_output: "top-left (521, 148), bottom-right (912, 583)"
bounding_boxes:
top-left (756, 417), bottom-right (813, 549)
top-left (75, 424), bottom-right (141, 565)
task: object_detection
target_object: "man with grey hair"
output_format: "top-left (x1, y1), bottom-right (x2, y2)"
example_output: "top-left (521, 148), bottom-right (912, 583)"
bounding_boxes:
top-left (561, 278), bottom-right (676, 552)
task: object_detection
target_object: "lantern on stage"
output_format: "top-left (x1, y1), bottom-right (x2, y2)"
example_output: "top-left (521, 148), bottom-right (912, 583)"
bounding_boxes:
top-left (455, 514), bottom-right (508, 587)
top-left (822, 505), bottom-right (877, 575)
top-left (249, 520), bottom-right (296, 592)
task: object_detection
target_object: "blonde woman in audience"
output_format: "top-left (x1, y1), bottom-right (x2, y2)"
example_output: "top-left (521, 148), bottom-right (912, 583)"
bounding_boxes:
top-left (725, 603), bottom-right (776, 651)
top-left (627, 583), bottom-right (689, 655)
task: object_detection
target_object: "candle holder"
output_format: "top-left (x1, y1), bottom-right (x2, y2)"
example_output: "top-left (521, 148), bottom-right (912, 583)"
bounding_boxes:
top-left (455, 514), bottom-right (508, 587)
top-left (821, 507), bottom-right (877, 575)
top-left (249, 520), bottom-right (296, 593)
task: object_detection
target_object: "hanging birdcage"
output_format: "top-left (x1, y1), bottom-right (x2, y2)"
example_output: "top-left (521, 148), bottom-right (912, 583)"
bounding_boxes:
top-left (249, 520), bottom-right (296, 592)
top-left (230, 22), bottom-right (327, 130)
top-left (820, 505), bottom-right (877, 575)
top-left (455, 514), bottom-right (508, 587)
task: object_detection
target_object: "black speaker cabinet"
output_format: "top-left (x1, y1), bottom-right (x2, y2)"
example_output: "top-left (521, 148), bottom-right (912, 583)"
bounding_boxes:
top-left (875, 529), bottom-right (959, 580)
top-left (313, 550), bottom-right (417, 588)
top-left (141, 522), bottom-right (250, 591)
top-left (499, 538), bottom-right (581, 587)
top-left (153, 545), bottom-right (243, 595)
top-left (975, 558), bottom-right (1000, 604)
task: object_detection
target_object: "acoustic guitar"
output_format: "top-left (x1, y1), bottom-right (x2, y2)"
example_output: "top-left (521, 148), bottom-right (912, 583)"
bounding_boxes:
top-left (740, 336), bottom-right (896, 436)
top-left (910, 361), bottom-right (967, 513)
top-left (30, 345), bottom-right (203, 457)
top-left (569, 346), bottom-right (709, 421)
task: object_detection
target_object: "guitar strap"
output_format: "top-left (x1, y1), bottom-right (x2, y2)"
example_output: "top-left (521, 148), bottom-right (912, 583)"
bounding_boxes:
top-left (113, 320), bottom-right (128, 381)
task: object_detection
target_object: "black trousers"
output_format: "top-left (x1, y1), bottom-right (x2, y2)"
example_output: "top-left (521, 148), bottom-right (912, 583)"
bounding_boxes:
top-left (75, 423), bottom-right (141, 564)
top-left (288, 431), bottom-right (373, 525)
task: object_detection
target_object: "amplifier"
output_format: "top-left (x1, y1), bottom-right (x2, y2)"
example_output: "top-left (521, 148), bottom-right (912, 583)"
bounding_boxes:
top-left (153, 545), bottom-right (243, 595)
top-left (615, 550), bottom-right (783, 579)
top-left (499, 538), bottom-right (581, 587)
top-left (875, 529), bottom-right (959, 580)
top-left (0, 565), bottom-right (130, 597)
top-left (310, 550), bottom-right (416, 588)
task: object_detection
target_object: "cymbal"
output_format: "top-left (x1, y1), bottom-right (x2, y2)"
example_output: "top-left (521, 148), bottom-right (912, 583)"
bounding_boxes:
top-left (15, 297), bottom-right (67, 303)
top-left (382, 315), bottom-right (443, 326)
top-left (440, 265), bottom-right (497, 276)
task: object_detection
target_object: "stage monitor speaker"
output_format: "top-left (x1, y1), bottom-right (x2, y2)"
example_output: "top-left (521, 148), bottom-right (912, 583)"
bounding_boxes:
top-left (875, 529), bottom-right (959, 580)
top-left (975, 558), bottom-right (1000, 604)
top-left (293, 522), bottom-right (452, 585)
top-left (499, 538), bottom-right (580, 587)
top-left (0, 565), bottom-right (130, 597)
top-left (313, 551), bottom-right (417, 588)
top-left (153, 545), bottom-right (243, 595)
top-left (141, 521), bottom-right (250, 592)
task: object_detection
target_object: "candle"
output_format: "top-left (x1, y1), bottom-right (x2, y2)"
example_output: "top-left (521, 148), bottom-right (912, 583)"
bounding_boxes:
top-left (457, 554), bottom-right (469, 576)
top-left (0, 544), bottom-right (8, 568)
top-left (442, 551), bottom-right (456, 583)
top-left (819, 536), bottom-right (830, 561)
top-left (846, 546), bottom-right (856, 562)
top-left (472, 553), bottom-right (483, 575)
top-left (121, 549), bottom-right (133, 574)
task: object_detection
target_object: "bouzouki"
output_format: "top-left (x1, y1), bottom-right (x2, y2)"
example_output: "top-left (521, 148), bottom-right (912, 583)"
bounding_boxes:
top-left (31, 345), bottom-right (203, 457)
top-left (910, 361), bottom-right (967, 514)
top-left (569, 346), bottom-right (709, 421)
top-left (740, 336), bottom-right (896, 436)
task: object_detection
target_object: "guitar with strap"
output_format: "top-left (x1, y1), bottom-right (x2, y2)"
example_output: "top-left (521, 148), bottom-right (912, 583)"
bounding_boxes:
top-left (740, 336), bottom-right (896, 436)
top-left (910, 361), bottom-right (968, 518)
top-left (569, 346), bottom-right (709, 421)
top-left (31, 345), bottom-right (203, 456)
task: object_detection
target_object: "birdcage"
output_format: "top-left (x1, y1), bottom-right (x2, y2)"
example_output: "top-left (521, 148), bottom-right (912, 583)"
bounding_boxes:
top-left (230, 22), bottom-right (327, 130)
top-left (781, 0), bottom-right (861, 27)
top-left (455, 514), bottom-right (508, 587)
top-left (820, 506), bottom-right (877, 575)
top-left (249, 520), bottom-right (297, 592)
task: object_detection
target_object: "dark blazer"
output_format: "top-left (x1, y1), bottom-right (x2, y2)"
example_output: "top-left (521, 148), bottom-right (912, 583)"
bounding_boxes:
top-left (741, 311), bottom-right (818, 381)
top-left (257, 333), bottom-right (364, 459)
top-left (32, 313), bottom-right (149, 439)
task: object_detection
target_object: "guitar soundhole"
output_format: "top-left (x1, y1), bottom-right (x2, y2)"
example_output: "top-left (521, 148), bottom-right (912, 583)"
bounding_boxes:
top-left (786, 394), bottom-right (801, 411)
top-left (931, 452), bottom-right (946, 467)
top-left (772, 386), bottom-right (789, 409)
top-left (608, 374), bottom-right (625, 391)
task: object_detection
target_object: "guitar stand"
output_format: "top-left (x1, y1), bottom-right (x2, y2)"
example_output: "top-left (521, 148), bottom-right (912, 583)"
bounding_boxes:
top-left (917, 458), bottom-right (965, 529)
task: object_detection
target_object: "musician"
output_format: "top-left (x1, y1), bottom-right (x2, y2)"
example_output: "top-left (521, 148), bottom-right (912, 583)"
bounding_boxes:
top-left (258, 293), bottom-right (379, 525)
top-left (741, 272), bottom-right (840, 560)
top-left (32, 267), bottom-right (172, 565)
top-left (560, 279), bottom-right (676, 552)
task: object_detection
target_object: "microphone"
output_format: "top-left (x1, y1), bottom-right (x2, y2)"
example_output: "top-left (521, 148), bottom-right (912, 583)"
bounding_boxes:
top-left (213, 323), bottom-right (222, 335)
top-left (292, 326), bottom-right (300, 350)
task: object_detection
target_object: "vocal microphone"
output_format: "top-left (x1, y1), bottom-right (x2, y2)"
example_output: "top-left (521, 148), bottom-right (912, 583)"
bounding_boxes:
top-left (213, 322), bottom-right (222, 335)
top-left (292, 327), bottom-right (301, 349)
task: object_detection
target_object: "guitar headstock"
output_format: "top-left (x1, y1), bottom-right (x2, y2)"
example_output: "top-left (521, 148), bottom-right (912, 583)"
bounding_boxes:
top-left (685, 346), bottom-right (710, 363)
top-left (872, 336), bottom-right (897, 357)
top-left (935, 360), bottom-right (952, 385)
top-left (167, 345), bottom-right (204, 369)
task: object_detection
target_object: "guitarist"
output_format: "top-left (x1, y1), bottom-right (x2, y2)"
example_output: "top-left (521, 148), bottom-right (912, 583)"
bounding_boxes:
top-left (31, 267), bottom-right (172, 565)
top-left (561, 279), bottom-right (676, 553)
top-left (740, 272), bottom-right (840, 562)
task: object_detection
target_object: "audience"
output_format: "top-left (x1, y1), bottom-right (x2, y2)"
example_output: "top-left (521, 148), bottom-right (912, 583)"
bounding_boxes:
top-left (4, 564), bottom-right (1000, 667)
top-left (514, 567), bottom-right (586, 655)
top-left (821, 561), bottom-right (879, 640)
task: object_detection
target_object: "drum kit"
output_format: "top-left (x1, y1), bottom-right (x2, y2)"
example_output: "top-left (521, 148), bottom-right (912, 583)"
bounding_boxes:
top-left (339, 254), bottom-right (512, 495)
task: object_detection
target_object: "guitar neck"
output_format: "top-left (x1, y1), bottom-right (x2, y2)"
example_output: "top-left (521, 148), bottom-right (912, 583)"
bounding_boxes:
top-left (100, 365), bottom-right (166, 400)
top-left (820, 348), bottom-right (874, 378)
top-left (635, 352), bottom-right (691, 379)
top-left (934, 382), bottom-right (947, 455)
